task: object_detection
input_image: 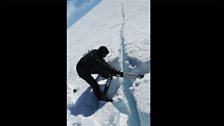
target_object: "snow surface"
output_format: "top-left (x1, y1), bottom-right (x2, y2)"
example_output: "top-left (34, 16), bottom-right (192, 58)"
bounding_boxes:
top-left (67, 0), bottom-right (102, 28)
top-left (67, 0), bottom-right (150, 125)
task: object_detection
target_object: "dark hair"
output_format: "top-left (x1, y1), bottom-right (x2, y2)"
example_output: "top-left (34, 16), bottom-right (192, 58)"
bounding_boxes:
top-left (98, 46), bottom-right (109, 55)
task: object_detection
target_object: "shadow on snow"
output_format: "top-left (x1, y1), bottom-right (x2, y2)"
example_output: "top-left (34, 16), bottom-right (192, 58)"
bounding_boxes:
top-left (68, 78), bottom-right (121, 117)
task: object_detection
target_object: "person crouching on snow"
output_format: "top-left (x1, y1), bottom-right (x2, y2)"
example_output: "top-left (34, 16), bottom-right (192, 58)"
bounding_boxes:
top-left (76, 46), bottom-right (123, 102)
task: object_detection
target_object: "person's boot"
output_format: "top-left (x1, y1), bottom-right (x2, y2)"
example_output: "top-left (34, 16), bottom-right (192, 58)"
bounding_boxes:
top-left (98, 96), bottom-right (113, 102)
top-left (104, 97), bottom-right (113, 102)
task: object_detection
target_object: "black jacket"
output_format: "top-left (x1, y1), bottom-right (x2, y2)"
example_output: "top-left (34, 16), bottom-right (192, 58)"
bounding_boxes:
top-left (76, 49), bottom-right (120, 77)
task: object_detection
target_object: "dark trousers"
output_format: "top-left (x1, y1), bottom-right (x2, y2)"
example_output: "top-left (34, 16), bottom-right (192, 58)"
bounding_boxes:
top-left (79, 73), bottom-right (107, 100)
top-left (76, 60), bottom-right (118, 100)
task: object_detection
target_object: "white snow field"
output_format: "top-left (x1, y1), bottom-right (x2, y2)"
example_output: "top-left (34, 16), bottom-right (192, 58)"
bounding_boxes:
top-left (67, 0), bottom-right (150, 125)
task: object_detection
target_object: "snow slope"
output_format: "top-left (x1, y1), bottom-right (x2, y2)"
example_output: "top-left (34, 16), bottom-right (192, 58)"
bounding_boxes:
top-left (67, 0), bottom-right (150, 125)
top-left (67, 0), bottom-right (102, 28)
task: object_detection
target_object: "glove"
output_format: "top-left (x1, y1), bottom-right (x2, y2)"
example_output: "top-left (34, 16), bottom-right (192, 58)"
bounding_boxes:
top-left (118, 71), bottom-right (124, 77)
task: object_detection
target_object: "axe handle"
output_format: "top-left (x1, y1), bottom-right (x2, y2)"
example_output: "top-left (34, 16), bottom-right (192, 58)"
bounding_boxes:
top-left (115, 72), bottom-right (144, 79)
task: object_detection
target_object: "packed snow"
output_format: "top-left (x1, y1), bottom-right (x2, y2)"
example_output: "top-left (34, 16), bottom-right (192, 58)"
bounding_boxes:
top-left (67, 0), bottom-right (150, 125)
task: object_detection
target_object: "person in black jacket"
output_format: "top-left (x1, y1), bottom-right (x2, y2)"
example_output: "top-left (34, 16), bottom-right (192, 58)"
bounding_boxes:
top-left (76, 46), bottom-right (123, 102)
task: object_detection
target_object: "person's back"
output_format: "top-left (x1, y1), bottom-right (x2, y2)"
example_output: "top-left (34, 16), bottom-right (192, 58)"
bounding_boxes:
top-left (76, 49), bottom-right (99, 74)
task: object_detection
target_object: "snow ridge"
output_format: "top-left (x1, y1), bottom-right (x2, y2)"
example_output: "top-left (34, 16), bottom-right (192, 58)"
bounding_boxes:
top-left (120, 0), bottom-right (141, 126)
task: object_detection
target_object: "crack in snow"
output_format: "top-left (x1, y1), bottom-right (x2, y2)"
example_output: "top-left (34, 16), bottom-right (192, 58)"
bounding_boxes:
top-left (119, 0), bottom-right (141, 125)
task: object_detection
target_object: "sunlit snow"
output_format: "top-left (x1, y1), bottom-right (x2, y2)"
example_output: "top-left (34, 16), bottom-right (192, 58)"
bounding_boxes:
top-left (67, 0), bottom-right (150, 125)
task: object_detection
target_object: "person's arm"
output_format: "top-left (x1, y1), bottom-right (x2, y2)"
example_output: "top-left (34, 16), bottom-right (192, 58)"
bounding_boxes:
top-left (95, 59), bottom-right (123, 77)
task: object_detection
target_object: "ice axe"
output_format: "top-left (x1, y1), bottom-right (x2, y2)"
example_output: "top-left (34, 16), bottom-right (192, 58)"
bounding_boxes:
top-left (116, 72), bottom-right (144, 79)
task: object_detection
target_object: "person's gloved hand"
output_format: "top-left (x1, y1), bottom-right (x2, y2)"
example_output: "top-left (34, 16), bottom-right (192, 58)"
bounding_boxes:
top-left (118, 71), bottom-right (124, 77)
